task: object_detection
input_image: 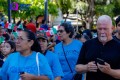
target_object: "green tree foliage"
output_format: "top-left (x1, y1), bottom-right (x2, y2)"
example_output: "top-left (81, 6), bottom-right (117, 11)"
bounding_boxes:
top-left (95, 0), bottom-right (120, 26)
top-left (113, 0), bottom-right (120, 16)
top-left (56, 0), bottom-right (72, 14)
top-left (95, 0), bottom-right (114, 17)
top-left (0, 0), bottom-right (7, 13)
top-left (0, 0), bottom-right (58, 20)
top-left (55, 0), bottom-right (74, 21)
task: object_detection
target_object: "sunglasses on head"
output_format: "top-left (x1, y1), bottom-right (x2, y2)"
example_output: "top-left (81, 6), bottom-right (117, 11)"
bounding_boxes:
top-left (57, 30), bottom-right (65, 33)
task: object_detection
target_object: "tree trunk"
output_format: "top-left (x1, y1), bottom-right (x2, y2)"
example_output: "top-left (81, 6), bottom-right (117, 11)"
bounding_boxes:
top-left (86, 0), bottom-right (95, 29)
top-left (64, 12), bottom-right (69, 22)
top-left (13, 17), bottom-right (16, 24)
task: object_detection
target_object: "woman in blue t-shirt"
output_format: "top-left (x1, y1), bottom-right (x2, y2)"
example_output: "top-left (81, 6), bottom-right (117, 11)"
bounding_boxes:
top-left (54, 22), bottom-right (83, 80)
top-left (37, 32), bottom-right (63, 80)
top-left (0, 29), bottom-right (53, 80)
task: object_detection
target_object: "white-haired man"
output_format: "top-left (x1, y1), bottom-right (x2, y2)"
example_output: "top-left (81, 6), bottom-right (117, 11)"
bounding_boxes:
top-left (76, 15), bottom-right (120, 80)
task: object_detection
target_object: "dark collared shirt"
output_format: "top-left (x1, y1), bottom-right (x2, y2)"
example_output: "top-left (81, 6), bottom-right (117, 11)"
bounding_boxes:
top-left (77, 37), bottom-right (120, 80)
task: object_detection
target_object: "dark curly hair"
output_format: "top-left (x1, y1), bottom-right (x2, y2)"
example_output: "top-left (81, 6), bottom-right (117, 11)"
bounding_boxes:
top-left (60, 22), bottom-right (74, 38)
top-left (5, 41), bottom-right (16, 53)
top-left (115, 16), bottom-right (120, 26)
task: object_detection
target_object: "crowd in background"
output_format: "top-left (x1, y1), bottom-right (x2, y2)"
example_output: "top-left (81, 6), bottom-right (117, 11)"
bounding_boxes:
top-left (0, 15), bottom-right (119, 80)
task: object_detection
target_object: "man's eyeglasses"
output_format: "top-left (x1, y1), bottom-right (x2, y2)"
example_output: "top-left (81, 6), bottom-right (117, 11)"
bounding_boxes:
top-left (57, 30), bottom-right (65, 33)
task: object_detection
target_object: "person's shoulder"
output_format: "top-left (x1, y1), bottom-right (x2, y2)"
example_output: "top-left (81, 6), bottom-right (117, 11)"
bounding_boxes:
top-left (36, 52), bottom-right (50, 64)
top-left (84, 37), bottom-right (97, 45)
top-left (9, 52), bottom-right (19, 56)
top-left (46, 51), bottom-right (57, 59)
top-left (55, 42), bottom-right (62, 47)
top-left (36, 52), bottom-right (48, 59)
top-left (72, 39), bottom-right (83, 47)
top-left (47, 50), bottom-right (54, 54)
top-left (36, 52), bottom-right (44, 56)
top-left (7, 52), bottom-right (19, 59)
top-left (47, 50), bottom-right (56, 56)
top-left (55, 39), bottom-right (61, 44)
top-left (73, 39), bottom-right (82, 44)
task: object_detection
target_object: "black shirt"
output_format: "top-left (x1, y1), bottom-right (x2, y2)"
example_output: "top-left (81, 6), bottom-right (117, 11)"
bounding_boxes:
top-left (77, 37), bottom-right (120, 80)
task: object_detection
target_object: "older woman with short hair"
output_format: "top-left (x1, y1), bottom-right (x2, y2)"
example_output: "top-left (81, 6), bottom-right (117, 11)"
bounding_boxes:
top-left (54, 22), bottom-right (83, 80)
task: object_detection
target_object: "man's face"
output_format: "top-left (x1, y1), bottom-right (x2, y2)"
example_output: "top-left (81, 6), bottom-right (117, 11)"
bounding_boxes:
top-left (116, 22), bottom-right (120, 34)
top-left (97, 22), bottom-right (113, 43)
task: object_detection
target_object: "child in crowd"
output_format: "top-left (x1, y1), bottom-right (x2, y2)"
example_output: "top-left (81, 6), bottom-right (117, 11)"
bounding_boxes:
top-left (1, 41), bottom-right (16, 61)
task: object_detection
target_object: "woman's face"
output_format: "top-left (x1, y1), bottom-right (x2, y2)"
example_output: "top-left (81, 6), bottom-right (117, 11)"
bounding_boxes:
top-left (15, 31), bottom-right (32, 52)
top-left (1, 42), bottom-right (12, 56)
top-left (38, 38), bottom-right (48, 52)
top-left (57, 26), bottom-right (70, 41)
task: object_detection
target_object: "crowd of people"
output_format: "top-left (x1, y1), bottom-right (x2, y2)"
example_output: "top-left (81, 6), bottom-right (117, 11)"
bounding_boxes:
top-left (0, 15), bottom-right (119, 80)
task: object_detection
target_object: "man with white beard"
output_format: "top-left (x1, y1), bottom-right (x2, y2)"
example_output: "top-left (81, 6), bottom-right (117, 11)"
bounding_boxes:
top-left (113, 16), bottom-right (120, 43)
top-left (75, 15), bottom-right (120, 80)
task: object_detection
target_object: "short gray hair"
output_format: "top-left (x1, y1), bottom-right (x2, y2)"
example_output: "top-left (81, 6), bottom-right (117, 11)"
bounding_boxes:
top-left (97, 15), bottom-right (112, 27)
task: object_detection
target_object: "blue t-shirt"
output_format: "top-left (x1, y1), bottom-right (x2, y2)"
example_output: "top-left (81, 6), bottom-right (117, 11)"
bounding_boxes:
top-left (54, 39), bottom-right (83, 80)
top-left (0, 51), bottom-right (54, 80)
top-left (45, 50), bottom-right (64, 78)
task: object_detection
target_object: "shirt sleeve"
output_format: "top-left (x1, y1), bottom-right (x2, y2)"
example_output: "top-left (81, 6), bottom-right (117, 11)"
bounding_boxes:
top-left (76, 43), bottom-right (87, 65)
top-left (51, 53), bottom-right (64, 78)
top-left (38, 53), bottom-right (54, 80)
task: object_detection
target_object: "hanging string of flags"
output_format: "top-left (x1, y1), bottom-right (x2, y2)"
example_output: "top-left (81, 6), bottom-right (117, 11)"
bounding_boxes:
top-left (0, 32), bottom-right (18, 44)
top-left (40, 27), bottom-right (57, 37)
top-left (6, 23), bottom-right (24, 31)
top-left (2, 22), bottom-right (58, 42)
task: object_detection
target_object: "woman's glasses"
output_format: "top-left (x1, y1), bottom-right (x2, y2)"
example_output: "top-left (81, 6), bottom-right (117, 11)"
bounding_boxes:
top-left (57, 30), bottom-right (65, 33)
top-left (14, 37), bottom-right (30, 42)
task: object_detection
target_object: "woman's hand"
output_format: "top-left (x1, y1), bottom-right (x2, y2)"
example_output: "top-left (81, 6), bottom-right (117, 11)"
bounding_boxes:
top-left (20, 72), bottom-right (49, 80)
top-left (20, 73), bottom-right (36, 80)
